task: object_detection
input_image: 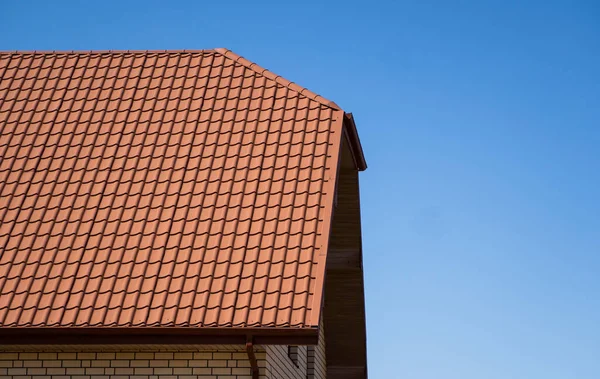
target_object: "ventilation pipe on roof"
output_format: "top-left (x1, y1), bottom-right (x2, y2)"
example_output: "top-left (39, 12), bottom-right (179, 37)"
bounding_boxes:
top-left (246, 336), bottom-right (259, 379)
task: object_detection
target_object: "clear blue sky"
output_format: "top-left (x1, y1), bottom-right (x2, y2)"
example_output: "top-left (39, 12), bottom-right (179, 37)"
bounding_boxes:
top-left (2, 1), bottom-right (599, 378)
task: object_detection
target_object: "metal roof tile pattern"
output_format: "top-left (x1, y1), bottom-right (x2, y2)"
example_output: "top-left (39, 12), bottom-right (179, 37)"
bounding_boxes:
top-left (0, 50), bottom-right (343, 329)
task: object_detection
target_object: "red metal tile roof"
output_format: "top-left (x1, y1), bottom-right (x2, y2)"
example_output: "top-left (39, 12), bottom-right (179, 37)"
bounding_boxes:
top-left (0, 49), bottom-right (350, 333)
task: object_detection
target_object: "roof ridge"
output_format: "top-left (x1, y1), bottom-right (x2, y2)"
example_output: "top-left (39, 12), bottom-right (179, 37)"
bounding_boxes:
top-left (0, 49), bottom-right (216, 55)
top-left (214, 48), bottom-right (340, 111)
top-left (1, 49), bottom-right (340, 110)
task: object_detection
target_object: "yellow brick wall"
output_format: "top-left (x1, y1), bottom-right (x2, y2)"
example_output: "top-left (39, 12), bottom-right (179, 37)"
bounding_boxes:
top-left (0, 350), bottom-right (266, 379)
top-left (0, 323), bottom-right (327, 379)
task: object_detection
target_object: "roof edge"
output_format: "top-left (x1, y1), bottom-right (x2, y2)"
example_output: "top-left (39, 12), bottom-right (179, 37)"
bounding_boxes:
top-left (0, 49), bottom-right (215, 55)
top-left (0, 48), bottom-right (343, 113)
top-left (0, 326), bottom-right (318, 346)
top-left (343, 113), bottom-right (367, 171)
top-left (214, 48), bottom-right (341, 111)
top-left (308, 110), bottom-right (346, 327)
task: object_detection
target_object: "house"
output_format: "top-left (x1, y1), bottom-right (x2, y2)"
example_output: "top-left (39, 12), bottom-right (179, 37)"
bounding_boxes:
top-left (0, 49), bottom-right (368, 379)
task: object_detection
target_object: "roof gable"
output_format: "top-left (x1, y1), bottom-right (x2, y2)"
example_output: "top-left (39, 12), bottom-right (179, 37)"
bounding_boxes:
top-left (0, 49), bottom-right (348, 337)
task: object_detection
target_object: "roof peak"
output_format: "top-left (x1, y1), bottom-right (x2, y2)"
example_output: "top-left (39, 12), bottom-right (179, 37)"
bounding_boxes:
top-left (214, 48), bottom-right (340, 110)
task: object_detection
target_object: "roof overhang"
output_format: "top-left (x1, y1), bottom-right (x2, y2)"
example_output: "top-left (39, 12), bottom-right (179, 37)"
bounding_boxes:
top-left (0, 327), bottom-right (318, 345)
top-left (343, 113), bottom-right (367, 171)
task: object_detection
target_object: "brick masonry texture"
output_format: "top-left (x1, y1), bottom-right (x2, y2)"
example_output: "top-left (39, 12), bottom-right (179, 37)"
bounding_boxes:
top-left (263, 318), bottom-right (325, 379)
top-left (0, 343), bottom-right (325, 379)
top-left (307, 318), bottom-right (326, 379)
top-left (0, 349), bottom-right (263, 379)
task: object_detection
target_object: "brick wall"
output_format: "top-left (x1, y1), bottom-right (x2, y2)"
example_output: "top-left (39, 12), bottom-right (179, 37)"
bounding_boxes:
top-left (264, 345), bottom-right (306, 378)
top-left (264, 317), bottom-right (326, 379)
top-left (0, 315), bottom-right (327, 379)
top-left (307, 318), bottom-right (326, 379)
top-left (0, 338), bottom-right (326, 379)
top-left (0, 350), bottom-right (265, 379)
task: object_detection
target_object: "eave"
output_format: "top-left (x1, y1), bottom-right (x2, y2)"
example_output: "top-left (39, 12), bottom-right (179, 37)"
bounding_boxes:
top-left (0, 326), bottom-right (318, 346)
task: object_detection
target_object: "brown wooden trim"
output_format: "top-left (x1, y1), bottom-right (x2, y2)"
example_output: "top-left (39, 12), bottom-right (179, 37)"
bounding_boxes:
top-left (343, 113), bottom-right (367, 171)
top-left (324, 166), bottom-right (368, 378)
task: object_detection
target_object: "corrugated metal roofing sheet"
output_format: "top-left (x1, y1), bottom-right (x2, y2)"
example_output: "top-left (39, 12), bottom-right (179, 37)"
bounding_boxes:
top-left (0, 49), bottom-right (344, 330)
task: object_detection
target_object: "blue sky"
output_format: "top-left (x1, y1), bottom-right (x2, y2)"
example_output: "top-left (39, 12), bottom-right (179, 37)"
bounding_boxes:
top-left (2, 1), bottom-right (599, 378)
